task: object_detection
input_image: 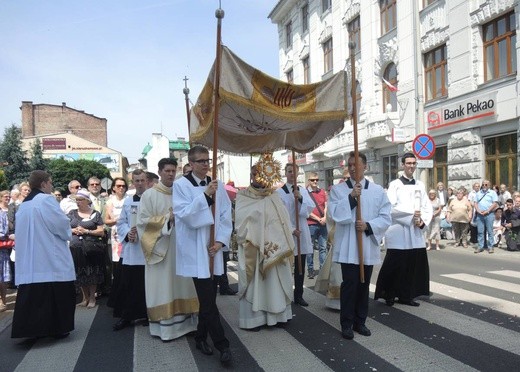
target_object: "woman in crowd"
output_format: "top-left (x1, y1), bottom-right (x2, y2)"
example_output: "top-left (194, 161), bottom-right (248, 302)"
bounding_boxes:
top-left (68, 189), bottom-right (105, 308)
top-left (446, 188), bottom-right (472, 248)
top-left (16, 182), bottom-right (31, 205)
top-left (426, 189), bottom-right (442, 250)
top-left (0, 190), bottom-right (13, 311)
top-left (104, 177), bottom-right (127, 307)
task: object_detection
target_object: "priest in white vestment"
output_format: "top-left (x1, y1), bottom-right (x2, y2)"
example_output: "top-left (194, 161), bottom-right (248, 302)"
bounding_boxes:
top-left (375, 152), bottom-right (433, 307)
top-left (137, 158), bottom-right (199, 341)
top-left (328, 151), bottom-right (392, 339)
top-left (276, 163), bottom-right (315, 307)
top-left (236, 161), bottom-right (294, 329)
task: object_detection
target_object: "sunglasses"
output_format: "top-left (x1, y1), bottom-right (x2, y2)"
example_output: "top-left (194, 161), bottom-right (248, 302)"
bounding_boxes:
top-left (309, 179), bottom-right (319, 182)
top-left (89, 183), bottom-right (100, 186)
top-left (72, 186), bottom-right (81, 189)
top-left (114, 184), bottom-right (126, 188)
top-left (192, 159), bottom-right (211, 164)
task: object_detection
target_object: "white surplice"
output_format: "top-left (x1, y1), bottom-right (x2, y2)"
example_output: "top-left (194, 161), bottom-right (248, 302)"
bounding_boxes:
top-left (137, 182), bottom-right (198, 341)
top-left (173, 177), bottom-right (232, 279)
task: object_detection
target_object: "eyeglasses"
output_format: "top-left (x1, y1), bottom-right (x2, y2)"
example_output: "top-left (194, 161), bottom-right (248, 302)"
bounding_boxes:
top-left (72, 186), bottom-right (81, 189)
top-left (114, 184), bottom-right (126, 188)
top-left (309, 179), bottom-right (319, 182)
top-left (192, 158), bottom-right (211, 164)
top-left (89, 183), bottom-right (100, 186)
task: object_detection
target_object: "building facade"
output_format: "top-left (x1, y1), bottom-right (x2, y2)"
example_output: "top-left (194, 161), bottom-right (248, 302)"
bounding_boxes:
top-left (269, 0), bottom-right (519, 191)
top-left (21, 101), bottom-right (108, 147)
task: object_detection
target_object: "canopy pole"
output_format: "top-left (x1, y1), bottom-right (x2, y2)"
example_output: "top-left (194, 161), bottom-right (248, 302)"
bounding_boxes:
top-left (291, 150), bottom-right (302, 275)
top-left (209, 6), bottom-right (225, 278)
top-left (349, 41), bottom-right (364, 283)
top-left (183, 76), bottom-right (191, 146)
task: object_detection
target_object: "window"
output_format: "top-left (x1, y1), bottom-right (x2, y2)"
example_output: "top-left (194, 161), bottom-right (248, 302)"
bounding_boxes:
top-left (323, 38), bottom-right (333, 74)
top-left (383, 154), bottom-right (399, 189)
top-left (424, 45), bottom-right (448, 101)
top-left (286, 21), bottom-right (293, 49)
top-left (286, 69), bottom-right (294, 84)
top-left (303, 57), bottom-right (310, 84)
top-left (322, 0), bottom-right (331, 13)
top-left (423, 0), bottom-right (438, 7)
top-left (348, 16), bottom-right (361, 54)
top-left (380, 0), bottom-right (397, 34)
top-left (302, 4), bottom-right (309, 33)
top-left (382, 63), bottom-right (398, 111)
top-left (485, 133), bottom-right (517, 190)
top-left (483, 12), bottom-right (516, 82)
top-left (427, 146), bottom-right (447, 189)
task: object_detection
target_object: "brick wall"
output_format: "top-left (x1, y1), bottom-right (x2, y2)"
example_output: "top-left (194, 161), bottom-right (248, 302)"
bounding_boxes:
top-left (21, 101), bottom-right (107, 147)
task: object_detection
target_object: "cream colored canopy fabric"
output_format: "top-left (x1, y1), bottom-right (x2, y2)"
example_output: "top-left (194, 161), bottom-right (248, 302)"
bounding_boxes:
top-left (190, 46), bottom-right (348, 154)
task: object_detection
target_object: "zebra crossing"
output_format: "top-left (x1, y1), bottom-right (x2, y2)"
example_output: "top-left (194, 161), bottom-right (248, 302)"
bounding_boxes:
top-left (1, 261), bottom-right (519, 371)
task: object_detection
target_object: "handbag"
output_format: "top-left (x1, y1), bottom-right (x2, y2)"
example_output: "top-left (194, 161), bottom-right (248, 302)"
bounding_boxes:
top-left (81, 235), bottom-right (106, 256)
top-left (0, 239), bottom-right (14, 249)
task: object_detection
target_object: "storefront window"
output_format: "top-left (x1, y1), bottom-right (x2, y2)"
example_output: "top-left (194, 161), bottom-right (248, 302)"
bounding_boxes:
top-left (485, 133), bottom-right (517, 190)
top-left (383, 154), bottom-right (398, 189)
top-left (427, 146), bottom-right (447, 189)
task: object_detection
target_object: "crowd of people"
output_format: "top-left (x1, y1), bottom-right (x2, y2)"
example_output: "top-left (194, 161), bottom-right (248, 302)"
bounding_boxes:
top-left (4, 146), bottom-right (519, 368)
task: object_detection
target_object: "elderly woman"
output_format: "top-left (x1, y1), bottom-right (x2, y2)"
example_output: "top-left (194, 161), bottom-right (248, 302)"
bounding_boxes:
top-left (0, 190), bottom-right (13, 311)
top-left (426, 189), bottom-right (442, 250)
top-left (67, 189), bottom-right (105, 308)
top-left (446, 188), bottom-right (473, 248)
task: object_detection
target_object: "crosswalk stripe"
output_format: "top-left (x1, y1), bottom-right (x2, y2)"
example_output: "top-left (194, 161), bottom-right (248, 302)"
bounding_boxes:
top-left (488, 270), bottom-right (520, 279)
top-left (217, 288), bottom-right (334, 371)
top-left (441, 273), bottom-right (520, 295)
top-left (14, 306), bottom-right (98, 372)
top-left (429, 280), bottom-right (520, 317)
top-left (302, 287), bottom-right (479, 371)
top-left (133, 322), bottom-right (198, 372)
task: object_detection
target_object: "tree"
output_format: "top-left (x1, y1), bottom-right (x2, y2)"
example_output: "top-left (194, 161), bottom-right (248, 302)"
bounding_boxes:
top-left (29, 138), bottom-right (49, 171)
top-left (47, 158), bottom-right (111, 195)
top-left (0, 170), bottom-right (8, 191)
top-left (0, 124), bottom-right (30, 188)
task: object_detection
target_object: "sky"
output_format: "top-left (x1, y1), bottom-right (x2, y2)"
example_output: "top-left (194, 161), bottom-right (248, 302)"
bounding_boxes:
top-left (0, 0), bottom-right (280, 164)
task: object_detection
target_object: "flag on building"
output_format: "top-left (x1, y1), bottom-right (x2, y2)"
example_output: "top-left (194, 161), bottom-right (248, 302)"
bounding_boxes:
top-left (382, 77), bottom-right (398, 92)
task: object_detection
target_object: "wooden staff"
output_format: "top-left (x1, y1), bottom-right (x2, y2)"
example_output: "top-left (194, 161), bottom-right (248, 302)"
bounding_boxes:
top-left (183, 76), bottom-right (191, 146)
top-left (208, 6), bottom-right (225, 278)
top-left (349, 41), bottom-right (364, 283)
top-left (291, 150), bottom-right (302, 275)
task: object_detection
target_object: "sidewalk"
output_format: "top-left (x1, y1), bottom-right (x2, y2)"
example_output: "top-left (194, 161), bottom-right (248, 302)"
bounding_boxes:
top-left (0, 288), bottom-right (16, 335)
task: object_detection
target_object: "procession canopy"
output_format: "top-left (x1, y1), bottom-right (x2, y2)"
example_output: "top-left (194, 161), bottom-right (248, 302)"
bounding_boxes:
top-left (190, 46), bottom-right (348, 154)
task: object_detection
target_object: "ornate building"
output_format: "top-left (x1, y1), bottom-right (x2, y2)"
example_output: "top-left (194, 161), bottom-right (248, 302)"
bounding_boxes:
top-left (269, 0), bottom-right (519, 191)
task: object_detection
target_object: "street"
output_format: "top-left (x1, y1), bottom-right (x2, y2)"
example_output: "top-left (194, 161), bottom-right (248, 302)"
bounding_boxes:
top-left (0, 242), bottom-right (519, 371)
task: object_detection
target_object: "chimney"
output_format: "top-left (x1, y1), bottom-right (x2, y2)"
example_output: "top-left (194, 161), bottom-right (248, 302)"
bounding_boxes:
top-left (20, 101), bottom-right (35, 137)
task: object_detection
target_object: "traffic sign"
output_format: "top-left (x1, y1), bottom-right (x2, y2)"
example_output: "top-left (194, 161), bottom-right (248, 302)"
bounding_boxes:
top-left (412, 134), bottom-right (436, 160)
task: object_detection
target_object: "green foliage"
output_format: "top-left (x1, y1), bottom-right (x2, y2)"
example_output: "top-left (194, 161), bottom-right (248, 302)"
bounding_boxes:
top-left (29, 138), bottom-right (49, 171)
top-left (0, 170), bottom-right (8, 191)
top-left (47, 158), bottom-right (111, 195)
top-left (0, 124), bottom-right (31, 188)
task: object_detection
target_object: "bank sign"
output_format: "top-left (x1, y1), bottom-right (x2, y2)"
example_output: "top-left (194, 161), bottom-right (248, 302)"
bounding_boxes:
top-left (425, 92), bottom-right (496, 130)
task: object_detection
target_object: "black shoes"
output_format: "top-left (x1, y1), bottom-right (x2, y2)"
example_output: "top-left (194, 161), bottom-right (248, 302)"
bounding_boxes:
top-left (353, 324), bottom-right (371, 336)
top-left (195, 340), bottom-right (214, 356)
top-left (294, 298), bottom-right (309, 307)
top-left (397, 299), bottom-right (420, 307)
top-left (385, 298), bottom-right (395, 306)
top-left (341, 327), bottom-right (354, 340)
top-left (113, 319), bottom-right (131, 331)
top-left (220, 287), bottom-right (238, 295)
top-left (307, 270), bottom-right (315, 279)
top-left (220, 348), bottom-right (232, 365)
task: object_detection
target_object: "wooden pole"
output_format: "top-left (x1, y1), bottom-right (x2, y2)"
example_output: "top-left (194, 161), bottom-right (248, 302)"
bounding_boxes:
top-left (349, 41), bottom-right (364, 283)
top-left (291, 150), bottom-right (302, 275)
top-left (183, 76), bottom-right (191, 146)
top-left (209, 6), bottom-right (225, 278)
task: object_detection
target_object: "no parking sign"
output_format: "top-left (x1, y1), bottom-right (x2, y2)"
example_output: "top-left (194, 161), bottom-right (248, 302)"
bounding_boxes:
top-left (412, 134), bottom-right (436, 160)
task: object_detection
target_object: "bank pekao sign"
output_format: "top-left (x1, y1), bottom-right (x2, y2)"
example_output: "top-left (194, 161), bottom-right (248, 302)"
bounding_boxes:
top-left (425, 92), bottom-right (496, 130)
